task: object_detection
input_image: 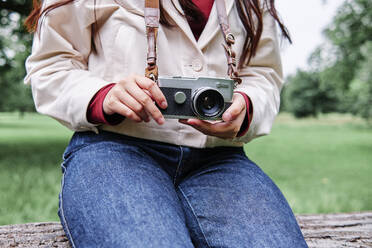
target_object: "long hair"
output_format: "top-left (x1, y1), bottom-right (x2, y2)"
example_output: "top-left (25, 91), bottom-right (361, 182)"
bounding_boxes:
top-left (25, 0), bottom-right (291, 68)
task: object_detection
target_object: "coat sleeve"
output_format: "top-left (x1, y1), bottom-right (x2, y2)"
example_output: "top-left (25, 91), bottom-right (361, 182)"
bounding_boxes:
top-left (233, 7), bottom-right (284, 143)
top-left (24, 0), bottom-right (111, 131)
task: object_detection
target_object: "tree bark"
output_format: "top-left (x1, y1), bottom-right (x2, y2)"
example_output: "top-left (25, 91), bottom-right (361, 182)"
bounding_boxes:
top-left (0, 222), bottom-right (70, 248)
top-left (0, 212), bottom-right (371, 247)
top-left (297, 212), bottom-right (372, 248)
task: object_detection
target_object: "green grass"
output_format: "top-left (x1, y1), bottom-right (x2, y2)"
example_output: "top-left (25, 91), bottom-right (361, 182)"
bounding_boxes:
top-left (0, 112), bottom-right (371, 225)
top-left (244, 114), bottom-right (372, 214)
top-left (0, 113), bottom-right (72, 225)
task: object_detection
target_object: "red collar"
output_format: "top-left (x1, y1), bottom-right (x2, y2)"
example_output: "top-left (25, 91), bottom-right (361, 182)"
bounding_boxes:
top-left (189, 0), bottom-right (215, 40)
top-left (192, 0), bottom-right (214, 19)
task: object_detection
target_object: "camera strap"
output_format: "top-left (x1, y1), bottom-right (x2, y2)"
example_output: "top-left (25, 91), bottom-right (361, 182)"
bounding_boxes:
top-left (144, 0), bottom-right (242, 85)
top-left (144, 0), bottom-right (160, 82)
top-left (215, 0), bottom-right (242, 85)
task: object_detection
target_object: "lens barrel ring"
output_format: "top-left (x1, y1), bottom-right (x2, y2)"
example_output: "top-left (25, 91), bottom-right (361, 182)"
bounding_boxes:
top-left (192, 87), bottom-right (225, 119)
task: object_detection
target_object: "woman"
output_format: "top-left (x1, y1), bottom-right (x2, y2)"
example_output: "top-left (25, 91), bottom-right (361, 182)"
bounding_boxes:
top-left (25, 0), bottom-right (308, 247)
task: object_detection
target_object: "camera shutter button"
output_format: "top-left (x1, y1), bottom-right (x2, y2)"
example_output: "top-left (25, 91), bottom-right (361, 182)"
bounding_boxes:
top-left (192, 59), bottom-right (203, 72)
top-left (174, 91), bottom-right (187, 104)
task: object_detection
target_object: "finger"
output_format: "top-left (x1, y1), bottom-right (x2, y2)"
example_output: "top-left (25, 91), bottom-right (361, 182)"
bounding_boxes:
top-left (222, 93), bottom-right (246, 122)
top-left (180, 119), bottom-right (230, 136)
top-left (179, 119), bottom-right (213, 136)
top-left (116, 90), bottom-right (150, 122)
top-left (179, 118), bottom-right (241, 139)
top-left (104, 84), bottom-right (150, 122)
top-left (134, 75), bottom-right (168, 109)
top-left (109, 100), bottom-right (142, 122)
top-left (143, 89), bottom-right (153, 99)
top-left (125, 80), bottom-right (165, 125)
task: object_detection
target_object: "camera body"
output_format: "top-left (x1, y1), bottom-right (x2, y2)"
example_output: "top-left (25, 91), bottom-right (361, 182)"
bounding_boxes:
top-left (158, 76), bottom-right (234, 120)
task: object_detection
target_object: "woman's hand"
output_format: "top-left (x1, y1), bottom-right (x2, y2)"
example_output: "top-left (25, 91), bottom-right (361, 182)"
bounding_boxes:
top-left (179, 93), bottom-right (246, 139)
top-left (103, 74), bottom-right (168, 125)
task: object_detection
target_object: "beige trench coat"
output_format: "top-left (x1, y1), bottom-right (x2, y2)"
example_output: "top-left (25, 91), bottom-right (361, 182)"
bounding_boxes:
top-left (25, 0), bottom-right (283, 148)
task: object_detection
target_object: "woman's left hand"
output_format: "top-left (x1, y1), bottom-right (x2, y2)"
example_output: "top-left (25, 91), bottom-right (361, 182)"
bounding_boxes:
top-left (179, 93), bottom-right (246, 139)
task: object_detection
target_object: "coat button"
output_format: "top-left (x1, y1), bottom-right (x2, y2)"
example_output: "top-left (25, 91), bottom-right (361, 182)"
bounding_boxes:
top-left (192, 59), bottom-right (203, 72)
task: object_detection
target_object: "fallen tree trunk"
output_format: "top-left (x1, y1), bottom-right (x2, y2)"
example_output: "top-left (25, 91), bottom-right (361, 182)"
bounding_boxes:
top-left (0, 222), bottom-right (70, 248)
top-left (297, 211), bottom-right (372, 248)
top-left (0, 212), bottom-right (371, 247)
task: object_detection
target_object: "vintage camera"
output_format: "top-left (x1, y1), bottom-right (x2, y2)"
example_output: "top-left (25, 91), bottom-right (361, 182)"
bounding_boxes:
top-left (158, 76), bottom-right (234, 120)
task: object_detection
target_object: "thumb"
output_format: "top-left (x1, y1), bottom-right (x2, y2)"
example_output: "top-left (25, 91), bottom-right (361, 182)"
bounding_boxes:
top-left (222, 94), bottom-right (246, 122)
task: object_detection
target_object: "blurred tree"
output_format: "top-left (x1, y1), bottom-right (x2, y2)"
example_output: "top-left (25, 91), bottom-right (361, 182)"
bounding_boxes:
top-left (283, 71), bottom-right (320, 118)
top-left (285, 0), bottom-right (372, 119)
top-left (347, 42), bottom-right (372, 121)
top-left (0, 0), bottom-right (34, 113)
top-left (283, 70), bottom-right (338, 118)
top-left (325, 0), bottom-right (371, 80)
top-left (316, 0), bottom-right (372, 99)
top-left (0, 0), bottom-right (31, 16)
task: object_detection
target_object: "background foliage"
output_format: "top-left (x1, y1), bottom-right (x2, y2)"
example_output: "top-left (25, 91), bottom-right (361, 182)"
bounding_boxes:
top-left (283, 0), bottom-right (372, 121)
top-left (0, 0), bottom-right (33, 113)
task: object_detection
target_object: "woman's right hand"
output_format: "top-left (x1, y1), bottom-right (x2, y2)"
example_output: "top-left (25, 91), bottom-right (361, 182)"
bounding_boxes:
top-left (103, 74), bottom-right (168, 125)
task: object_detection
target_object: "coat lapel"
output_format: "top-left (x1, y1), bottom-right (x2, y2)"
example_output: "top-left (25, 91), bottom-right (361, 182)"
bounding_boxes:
top-left (114, 0), bottom-right (145, 16)
top-left (161, 0), bottom-right (200, 51)
top-left (162, 0), bottom-right (235, 52)
top-left (197, 0), bottom-right (235, 50)
top-left (114, 0), bottom-right (235, 53)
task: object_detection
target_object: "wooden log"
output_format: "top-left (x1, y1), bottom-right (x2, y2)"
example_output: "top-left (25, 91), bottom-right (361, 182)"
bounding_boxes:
top-left (297, 212), bottom-right (372, 248)
top-left (0, 212), bottom-right (371, 247)
top-left (0, 222), bottom-right (70, 248)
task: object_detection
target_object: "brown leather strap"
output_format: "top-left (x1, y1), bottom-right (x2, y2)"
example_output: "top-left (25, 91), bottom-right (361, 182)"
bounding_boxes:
top-left (215, 0), bottom-right (242, 85)
top-left (144, 0), bottom-right (241, 85)
top-left (145, 0), bottom-right (159, 8)
top-left (145, 0), bottom-right (160, 82)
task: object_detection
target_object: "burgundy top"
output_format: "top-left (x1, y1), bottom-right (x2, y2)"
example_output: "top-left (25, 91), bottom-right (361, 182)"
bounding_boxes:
top-left (188, 0), bottom-right (215, 40)
top-left (87, 0), bottom-right (252, 137)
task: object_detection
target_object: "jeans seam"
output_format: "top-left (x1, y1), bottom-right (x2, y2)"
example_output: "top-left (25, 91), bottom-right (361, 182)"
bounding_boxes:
top-left (63, 143), bottom-right (93, 160)
top-left (178, 186), bottom-right (211, 248)
top-left (173, 146), bottom-right (183, 185)
top-left (59, 162), bottom-right (77, 248)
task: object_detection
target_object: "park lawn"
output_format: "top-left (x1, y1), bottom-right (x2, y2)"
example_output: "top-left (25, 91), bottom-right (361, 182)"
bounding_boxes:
top-left (0, 113), bottom-right (72, 226)
top-left (244, 114), bottom-right (372, 214)
top-left (0, 112), bottom-right (371, 225)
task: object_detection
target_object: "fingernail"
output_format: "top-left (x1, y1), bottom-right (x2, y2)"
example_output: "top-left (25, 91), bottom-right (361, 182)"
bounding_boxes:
top-left (158, 117), bottom-right (165, 125)
top-left (223, 112), bottom-right (232, 121)
top-left (187, 119), bottom-right (196, 125)
top-left (160, 101), bottom-right (168, 109)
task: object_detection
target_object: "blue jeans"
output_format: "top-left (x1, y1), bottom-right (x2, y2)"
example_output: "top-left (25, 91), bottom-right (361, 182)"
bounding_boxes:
top-left (58, 131), bottom-right (307, 248)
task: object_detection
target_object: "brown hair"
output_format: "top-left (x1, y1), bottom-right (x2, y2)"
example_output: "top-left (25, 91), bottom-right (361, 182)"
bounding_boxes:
top-left (25, 0), bottom-right (291, 68)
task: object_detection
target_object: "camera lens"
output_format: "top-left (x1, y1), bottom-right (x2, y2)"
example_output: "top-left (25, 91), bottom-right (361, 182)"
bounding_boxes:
top-left (192, 88), bottom-right (225, 118)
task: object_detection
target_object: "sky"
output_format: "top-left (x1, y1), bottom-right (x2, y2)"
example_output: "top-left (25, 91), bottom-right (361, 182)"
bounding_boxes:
top-left (276, 0), bottom-right (344, 77)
